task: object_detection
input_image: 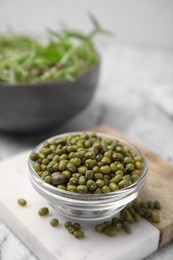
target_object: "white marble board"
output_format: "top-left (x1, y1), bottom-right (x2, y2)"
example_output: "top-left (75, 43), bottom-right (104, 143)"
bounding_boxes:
top-left (0, 152), bottom-right (160, 260)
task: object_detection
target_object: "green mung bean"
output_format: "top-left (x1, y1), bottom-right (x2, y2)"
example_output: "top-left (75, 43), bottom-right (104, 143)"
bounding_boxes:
top-left (95, 223), bottom-right (106, 233)
top-left (38, 207), bottom-right (49, 216)
top-left (73, 223), bottom-right (81, 230)
top-left (18, 198), bottom-right (27, 206)
top-left (87, 180), bottom-right (97, 191)
top-left (73, 230), bottom-right (85, 239)
top-left (109, 182), bottom-right (119, 191)
top-left (122, 222), bottom-right (132, 234)
top-left (102, 185), bottom-right (111, 193)
top-left (30, 153), bottom-right (38, 161)
top-left (148, 201), bottom-right (155, 209)
top-left (151, 214), bottom-right (160, 223)
top-left (64, 221), bottom-right (72, 229)
top-left (68, 226), bottom-right (76, 234)
top-left (67, 185), bottom-right (77, 192)
top-left (50, 218), bottom-right (59, 227)
top-left (77, 185), bottom-right (88, 193)
top-left (154, 201), bottom-right (161, 210)
top-left (104, 226), bottom-right (117, 236)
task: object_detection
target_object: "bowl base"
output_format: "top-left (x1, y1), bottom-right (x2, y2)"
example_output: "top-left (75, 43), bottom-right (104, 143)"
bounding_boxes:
top-left (50, 203), bottom-right (126, 221)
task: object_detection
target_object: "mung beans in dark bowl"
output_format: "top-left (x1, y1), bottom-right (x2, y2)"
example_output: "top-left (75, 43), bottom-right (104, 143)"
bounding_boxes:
top-left (29, 132), bottom-right (148, 221)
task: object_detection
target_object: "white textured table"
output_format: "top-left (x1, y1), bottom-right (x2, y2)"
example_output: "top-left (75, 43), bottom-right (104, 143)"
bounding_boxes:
top-left (0, 41), bottom-right (173, 259)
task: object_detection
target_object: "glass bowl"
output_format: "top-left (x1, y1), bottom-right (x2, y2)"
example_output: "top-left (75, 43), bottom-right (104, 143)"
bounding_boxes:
top-left (28, 132), bottom-right (148, 221)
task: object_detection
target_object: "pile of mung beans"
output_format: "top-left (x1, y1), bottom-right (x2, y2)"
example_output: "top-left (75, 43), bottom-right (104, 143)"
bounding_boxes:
top-left (30, 132), bottom-right (144, 194)
top-left (64, 221), bottom-right (85, 239)
top-left (95, 197), bottom-right (161, 237)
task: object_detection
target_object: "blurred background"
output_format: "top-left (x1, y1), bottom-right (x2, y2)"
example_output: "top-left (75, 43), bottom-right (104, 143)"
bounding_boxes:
top-left (0, 0), bottom-right (173, 160)
top-left (0, 0), bottom-right (173, 48)
top-left (0, 0), bottom-right (173, 155)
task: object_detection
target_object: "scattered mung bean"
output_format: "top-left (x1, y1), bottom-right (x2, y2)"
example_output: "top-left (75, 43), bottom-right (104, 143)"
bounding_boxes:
top-left (64, 221), bottom-right (85, 239)
top-left (50, 218), bottom-right (59, 227)
top-left (17, 198), bottom-right (27, 206)
top-left (73, 230), bottom-right (85, 238)
top-left (38, 207), bottom-right (49, 216)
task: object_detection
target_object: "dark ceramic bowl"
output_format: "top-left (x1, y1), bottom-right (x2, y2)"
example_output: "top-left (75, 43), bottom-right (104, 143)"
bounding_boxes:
top-left (0, 62), bottom-right (100, 133)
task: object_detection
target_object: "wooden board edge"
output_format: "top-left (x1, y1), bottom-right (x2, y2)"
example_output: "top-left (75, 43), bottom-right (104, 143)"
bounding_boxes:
top-left (159, 223), bottom-right (173, 247)
top-left (93, 125), bottom-right (173, 247)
